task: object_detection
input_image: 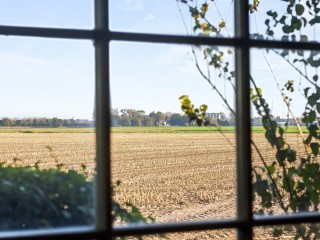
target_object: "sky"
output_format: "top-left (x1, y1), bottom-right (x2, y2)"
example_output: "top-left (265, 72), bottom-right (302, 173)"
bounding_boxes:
top-left (0, 0), bottom-right (318, 120)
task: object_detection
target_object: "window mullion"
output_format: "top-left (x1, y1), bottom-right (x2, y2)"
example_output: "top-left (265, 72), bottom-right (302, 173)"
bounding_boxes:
top-left (234, 0), bottom-right (252, 240)
top-left (94, 0), bottom-right (112, 239)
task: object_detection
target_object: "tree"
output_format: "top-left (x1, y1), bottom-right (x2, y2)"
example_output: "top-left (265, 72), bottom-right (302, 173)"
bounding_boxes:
top-left (52, 117), bottom-right (63, 128)
top-left (177, 0), bottom-right (320, 238)
top-left (154, 111), bottom-right (166, 126)
top-left (32, 118), bottom-right (39, 127)
top-left (120, 115), bottom-right (131, 127)
top-left (141, 116), bottom-right (154, 126)
top-left (63, 119), bottom-right (70, 127)
top-left (169, 113), bottom-right (189, 126)
top-left (131, 117), bottom-right (142, 127)
top-left (136, 110), bottom-right (145, 116)
top-left (2, 118), bottom-right (12, 127)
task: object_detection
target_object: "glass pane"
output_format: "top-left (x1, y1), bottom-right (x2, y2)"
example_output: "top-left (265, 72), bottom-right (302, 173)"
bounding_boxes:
top-left (110, 42), bottom-right (236, 225)
top-left (109, 0), bottom-right (234, 38)
top-left (0, 37), bottom-right (95, 231)
top-left (115, 229), bottom-right (237, 239)
top-left (254, 223), bottom-right (320, 239)
top-left (249, 0), bottom-right (320, 42)
top-left (0, 0), bottom-right (93, 29)
top-left (251, 47), bottom-right (320, 216)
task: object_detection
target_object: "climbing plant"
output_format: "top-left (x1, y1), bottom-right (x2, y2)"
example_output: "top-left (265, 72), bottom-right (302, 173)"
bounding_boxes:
top-left (177, 0), bottom-right (320, 238)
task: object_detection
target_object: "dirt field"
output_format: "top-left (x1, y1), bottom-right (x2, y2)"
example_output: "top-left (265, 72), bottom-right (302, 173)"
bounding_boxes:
top-left (0, 130), bottom-right (306, 239)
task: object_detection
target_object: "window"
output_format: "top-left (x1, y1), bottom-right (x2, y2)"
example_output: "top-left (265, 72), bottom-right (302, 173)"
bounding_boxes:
top-left (1, 1), bottom-right (320, 240)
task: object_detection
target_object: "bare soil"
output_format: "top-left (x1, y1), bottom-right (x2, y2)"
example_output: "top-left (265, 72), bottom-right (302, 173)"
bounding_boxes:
top-left (1, 131), bottom-right (306, 239)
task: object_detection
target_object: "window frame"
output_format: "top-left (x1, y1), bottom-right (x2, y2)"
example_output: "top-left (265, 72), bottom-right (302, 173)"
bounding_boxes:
top-left (0, 1), bottom-right (320, 239)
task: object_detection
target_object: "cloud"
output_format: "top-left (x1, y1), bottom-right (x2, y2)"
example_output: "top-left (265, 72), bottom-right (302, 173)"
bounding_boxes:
top-left (143, 13), bottom-right (155, 22)
top-left (116, 0), bottom-right (143, 11)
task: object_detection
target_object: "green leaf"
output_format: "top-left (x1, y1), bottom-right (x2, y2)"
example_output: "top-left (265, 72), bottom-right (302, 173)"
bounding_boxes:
top-left (265, 19), bottom-right (270, 26)
top-left (288, 167), bottom-right (296, 178)
top-left (267, 165), bottom-right (275, 175)
top-left (316, 103), bottom-right (320, 113)
top-left (282, 24), bottom-right (294, 34)
top-left (305, 134), bottom-right (312, 144)
top-left (304, 87), bottom-right (310, 97)
top-left (295, 4), bottom-right (305, 16)
top-left (262, 117), bottom-right (269, 129)
top-left (279, 127), bottom-right (284, 137)
top-left (309, 16), bottom-right (320, 26)
top-left (308, 110), bottom-right (316, 122)
top-left (276, 150), bottom-right (287, 163)
top-left (277, 137), bottom-right (285, 148)
top-left (267, 10), bottom-right (278, 19)
top-left (273, 227), bottom-right (283, 237)
top-left (279, 16), bottom-right (286, 24)
top-left (287, 149), bottom-right (297, 163)
top-left (308, 95), bottom-right (317, 107)
top-left (302, 17), bottom-right (307, 27)
top-left (311, 142), bottom-right (319, 156)
top-left (292, 18), bottom-right (302, 30)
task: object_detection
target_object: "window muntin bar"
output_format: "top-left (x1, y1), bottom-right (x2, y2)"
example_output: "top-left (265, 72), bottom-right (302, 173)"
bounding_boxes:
top-left (94, 0), bottom-right (111, 238)
top-left (0, 25), bottom-right (319, 50)
top-left (235, 0), bottom-right (252, 239)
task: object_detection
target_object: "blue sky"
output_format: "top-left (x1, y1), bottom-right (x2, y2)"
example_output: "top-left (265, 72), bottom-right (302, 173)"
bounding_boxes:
top-left (0, 0), bottom-right (317, 119)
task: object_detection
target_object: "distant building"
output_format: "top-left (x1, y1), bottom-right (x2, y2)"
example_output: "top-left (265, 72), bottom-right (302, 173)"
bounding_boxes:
top-left (206, 112), bottom-right (221, 120)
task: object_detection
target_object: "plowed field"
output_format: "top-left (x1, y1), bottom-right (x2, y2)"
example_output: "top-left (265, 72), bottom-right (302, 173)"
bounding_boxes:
top-left (1, 130), bottom-right (305, 239)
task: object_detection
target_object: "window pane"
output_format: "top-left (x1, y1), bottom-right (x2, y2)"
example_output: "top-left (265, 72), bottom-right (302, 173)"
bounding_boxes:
top-left (115, 229), bottom-right (237, 239)
top-left (109, 0), bottom-right (234, 38)
top-left (0, 37), bottom-right (95, 231)
top-left (0, 0), bottom-right (93, 29)
top-left (251, 47), bottom-right (320, 216)
top-left (254, 223), bottom-right (320, 239)
top-left (110, 42), bottom-right (236, 225)
top-left (249, 0), bottom-right (320, 42)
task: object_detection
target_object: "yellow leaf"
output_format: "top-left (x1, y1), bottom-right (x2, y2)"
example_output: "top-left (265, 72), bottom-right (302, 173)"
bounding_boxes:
top-left (200, 23), bottom-right (208, 30)
top-left (200, 104), bottom-right (208, 112)
top-left (201, 3), bottom-right (208, 13)
top-left (179, 95), bottom-right (191, 105)
top-left (219, 21), bottom-right (225, 28)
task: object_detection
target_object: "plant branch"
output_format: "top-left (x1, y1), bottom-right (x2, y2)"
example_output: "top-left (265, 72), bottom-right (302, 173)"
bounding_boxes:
top-left (250, 75), bottom-right (296, 206)
top-left (192, 49), bottom-right (235, 115)
top-left (261, 49), bottom-right (307, 150)
top-left (272, 49), bottom-right (318, 88)
top-left (251, 139), bottom-right (286, 210)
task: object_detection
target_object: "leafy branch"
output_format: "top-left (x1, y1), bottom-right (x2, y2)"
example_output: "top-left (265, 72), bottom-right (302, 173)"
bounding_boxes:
top-left (178, 0), bottom-right (320, 238)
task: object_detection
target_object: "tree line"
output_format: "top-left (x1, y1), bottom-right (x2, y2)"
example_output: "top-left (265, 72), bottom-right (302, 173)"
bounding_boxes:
top-left (0, 109), bottom-right (298, 128)
top-left (0, 117), bottom-right (94, 128)
top-left (112, 108), bottom-right (236, 127)
top-left (111, 108), bottom-right (189, 127)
